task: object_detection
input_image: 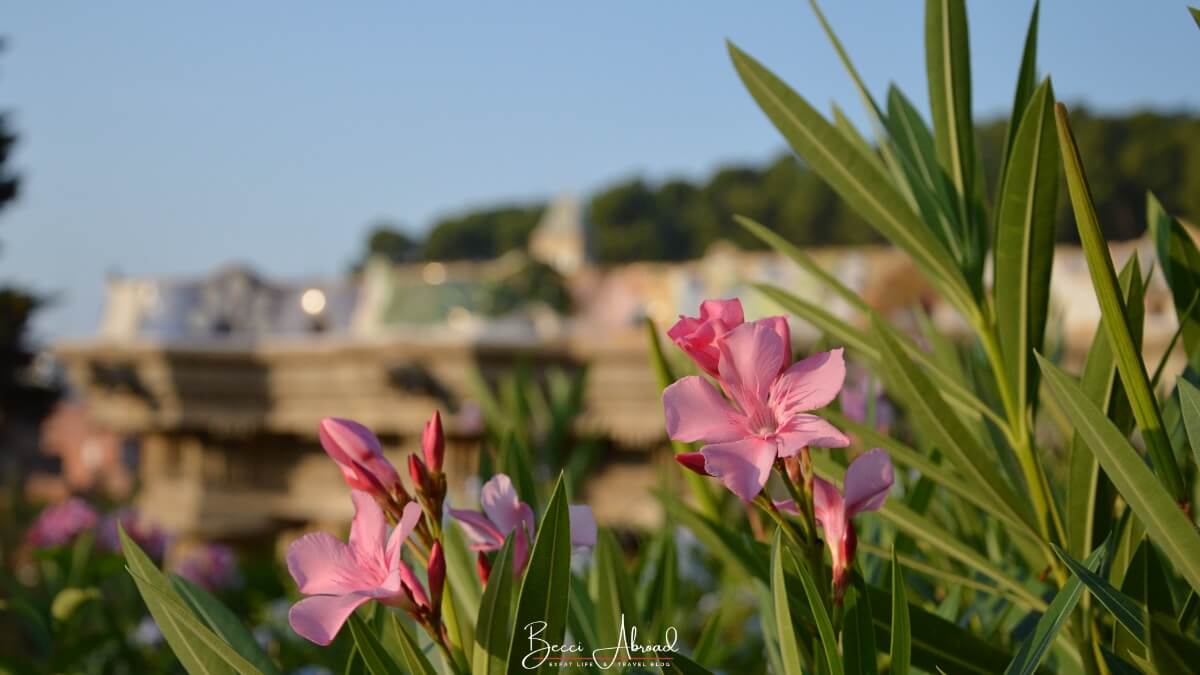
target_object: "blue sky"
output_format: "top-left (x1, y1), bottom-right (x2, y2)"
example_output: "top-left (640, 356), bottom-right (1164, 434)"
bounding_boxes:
top-left (2, 1), bottom-right (1198, 338)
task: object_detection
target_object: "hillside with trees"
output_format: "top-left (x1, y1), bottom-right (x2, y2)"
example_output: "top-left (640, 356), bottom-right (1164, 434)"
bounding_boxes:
top-left (355, 107), bottom-right (1200, 266)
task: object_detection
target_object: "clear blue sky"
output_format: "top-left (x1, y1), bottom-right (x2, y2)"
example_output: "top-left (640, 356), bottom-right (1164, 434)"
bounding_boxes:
top-left (2, 1), bottom-right (1197, 339)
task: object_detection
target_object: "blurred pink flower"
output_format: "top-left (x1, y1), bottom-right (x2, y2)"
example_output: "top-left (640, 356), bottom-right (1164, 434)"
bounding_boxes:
top-left (663, 318), bottom-right (849, 500)
top-left (318, 417), bottom-right (402, 497)
top-left (448, 474), bottom-right (596, 574)
top-left (173, 543), bottom-right (241, 592)
top-left (26, 497), bottom-right (98, 548)
top-left (781, 449), bottom-right (894, 600)
top-left (667, 298), bottom-right (746, 377)
top-left (287, 494), bottom-right (426, 645)
top-left (98, 508), bottom-right (169, 559)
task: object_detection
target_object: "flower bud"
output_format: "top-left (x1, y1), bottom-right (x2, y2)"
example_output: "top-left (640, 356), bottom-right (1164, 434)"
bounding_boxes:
top-left (476, 551), bottom-right (492, 586)
top-left (674, 452), bottom-right (710, 476)
top-left (422, 410), bottom-right (445, 473)
top-left (318, 417), bottom-right (401, 496)
top-left (408, 454), bottom-right (432, 495)
top-left (427, 541), bottom-right (445, 615)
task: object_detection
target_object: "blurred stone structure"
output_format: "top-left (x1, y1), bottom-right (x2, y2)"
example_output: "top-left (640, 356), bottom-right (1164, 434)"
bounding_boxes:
top-left (53, 197), bottom-right (1187, 536)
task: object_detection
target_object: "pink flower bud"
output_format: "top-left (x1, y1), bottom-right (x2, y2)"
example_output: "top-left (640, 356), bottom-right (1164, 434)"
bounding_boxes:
top-left (674, 452), bottom-right (710, 476)
top-left (408, 455), bottom-right (432, 495)
top-left (476, 551), bottom-right (492, 586)
top-left (318, 418), bottom-right (401, 496)
top-left (427, 541), bottom-right (445, 614)
top-left (422, 411), bottom-right (445, 473)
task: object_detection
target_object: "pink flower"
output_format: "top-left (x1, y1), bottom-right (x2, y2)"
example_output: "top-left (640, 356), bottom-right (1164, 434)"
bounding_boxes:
top-left (98, 508), bottom-right (169, 559)
top-left (781, 449), bottom-right (894, 599)
top-left (663, 319), bottom-right (849, 500)
top-left (448, 474), bottom-right (596, 574)
top-left (667, 298), bottom-right (747, 377)
top-left (26, 498), bottom-right (98, 548)
top-left (287, 493), bottom-right (427, 645)
top-left (173, 543), bottom-right (240, 592)
top-left (318, 417), bottom-right (402, 497)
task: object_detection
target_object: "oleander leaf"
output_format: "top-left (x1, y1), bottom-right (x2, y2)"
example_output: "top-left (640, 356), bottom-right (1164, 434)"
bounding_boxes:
top-left (506, 473), bottom-right (572, 674)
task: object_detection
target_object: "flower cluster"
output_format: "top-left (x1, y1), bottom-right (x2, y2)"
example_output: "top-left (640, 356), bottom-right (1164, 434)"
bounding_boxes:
top-left (287, 410), bottom-right (596, 648)
top-left (663, 298), bottom-right (893, 601)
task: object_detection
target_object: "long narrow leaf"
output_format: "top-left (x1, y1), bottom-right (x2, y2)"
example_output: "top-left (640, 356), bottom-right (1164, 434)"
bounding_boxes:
top-left (346, 614), bottom-right (403, 675)
top-left (727, 41), bottom-right (974, 315)
top-left (388, 614), bottom-right (439, 675)
top-left (506, 474), bottom-right (572, 674)
top-left (994, 78), bottom-right (1059, 422)
top-left (1052, 543), bottom-right (1146, 644)
top-left (1004, 543), bottom-right (1107, 675)
top-left (171, 575), bottom-right (281, 675)
top-left (1054, 103), bottom-right (1187, 501)
top-left (770, 531), bottom-right (806, 675)
top-left (791, 544), bottom-right (843, 675)
top-left (1037, 354), bottom-right (1200, 595)
top-left (890, 551), bottom-right (911, 675)
top-left (474, 534), bottom-right (517, 675)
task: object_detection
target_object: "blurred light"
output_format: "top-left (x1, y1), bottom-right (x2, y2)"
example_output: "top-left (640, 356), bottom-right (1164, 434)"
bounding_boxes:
top-left (300, 288), bottom-right (327, 315)
top-left (423, 262), bottom-right (447, 285)
top-left (447, 306), bottom-right (472, 331)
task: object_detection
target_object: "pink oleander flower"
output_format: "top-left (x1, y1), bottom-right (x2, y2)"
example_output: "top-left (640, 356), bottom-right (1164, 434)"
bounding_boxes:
top-left (781, 449), bottom-right (894, 600)
top-left (667, 298), bottom-right (746, 377)
top-left (173, 543), bottom-right (241, 592)
top-left (448, 474), bottom-right (596, 574)
top-left (319, 417), bottom-right (403, 497)
top-left (98, 508), bottom-right (169, 559)
top-left (664, 317), bottom-right (849, 500)
top-left (287, 494), bottom-right (428, 645)
top-left (26, 497), bottom-right (99, 548)
top-left (839, 371), bottom-right (895, 433)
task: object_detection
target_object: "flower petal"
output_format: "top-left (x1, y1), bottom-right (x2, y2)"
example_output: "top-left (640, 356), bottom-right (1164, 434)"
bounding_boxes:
top-left (699, 298), bottom-right (744, 324)
top-left (286, 532), bottom-right (362, 596)
top-left (481, 474), bottom-right (528, 536)
top-left (718, 320), bottom-right (787, 414)
top-left (447, 507), bottom-right (504, 551)
top-left (348, 491), bottom-right (387, 571)
top-left (811, 476), bottom-right (845, 530)
top-left (662, 376), bottom-right (743, 444)
top-left (700, 437), bottom-right (777, 501)
top-left (288, 592), bottom-right (374, 646)
top-left (844, 449), bottom-right (894, 516)
top-left (568, 505), bottom-right (597, 547)
top-left (775, 414), bottom-right (850, 456)
top-left (769, 348), bottom-right (846, 415)
top-left (386, 501), bottom-right (424, 568)
top-left (397, 560), bottom-right (430, 610)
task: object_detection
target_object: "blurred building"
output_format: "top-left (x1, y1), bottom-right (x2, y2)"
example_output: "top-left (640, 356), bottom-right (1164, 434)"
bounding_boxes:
top-left (52, 197), bottom-right (1186, 536)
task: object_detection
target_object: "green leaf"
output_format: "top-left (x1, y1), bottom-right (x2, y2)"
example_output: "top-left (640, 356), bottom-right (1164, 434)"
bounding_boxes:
top-left (346, 614), bottom-right (403, 675)
top-left (1005, 543), bottom-right (1106, 675)
top-left (658, 491), bottom-right (768, 581)
top-left (639, 524), bottom-right (679, 639)
top-left (925, 0), bottom-right (980, 272)
top-left (844, 577), bottom-right (878, 675)
top-left (890, 551), bottom-right (911, 675)
top-left (474, 534), bottom-right (517, 675)
top-left (790, 540), bottom-right (842, 675)
top-left (998, 1), bottom-right (1041, 177)
top-left (727, 41), bottom-right (974, 315)
top-left (500, 432), bottom-right (540, 516)
top-left (590, 529), bottom-right (639, 650)
top-left (769, 531), bottom-right (805, 675)
top-left (736, 216), bottom-right (867, 313)
top-left (1178, 379), bottom-right (1200, 478)
top-left (120, 525), bottom-right (263, 675)
top-left (388, 614), bottom-right (439, 675)
top-left (172, 575), bottom-right (281, 675)
top-left (1054, 104), bottom-right (1187, 502)
top-left (1037, 354), bottom-right (1200, 596)
top-left (1149, 192), bottom-right (1200, 368)
top-left (658, 651), bottom-right (715, 675)
top-left (507, 473), bottom-right (572, 674)
top-left (1051, 543), bottom-right (1145, 643)
top-left (994, 78), bottom-right (1059, 421)
top-left (1190, 7), bottom-right (1200, 30)
top-left (1067, 256), bottom-right (1142, 561)
top-left (871, 315), bottom-right (1031, 527)
top-left (566, 573), bottom-right (599, 654)
top-left (50, 587), bottom-right (100, 621)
